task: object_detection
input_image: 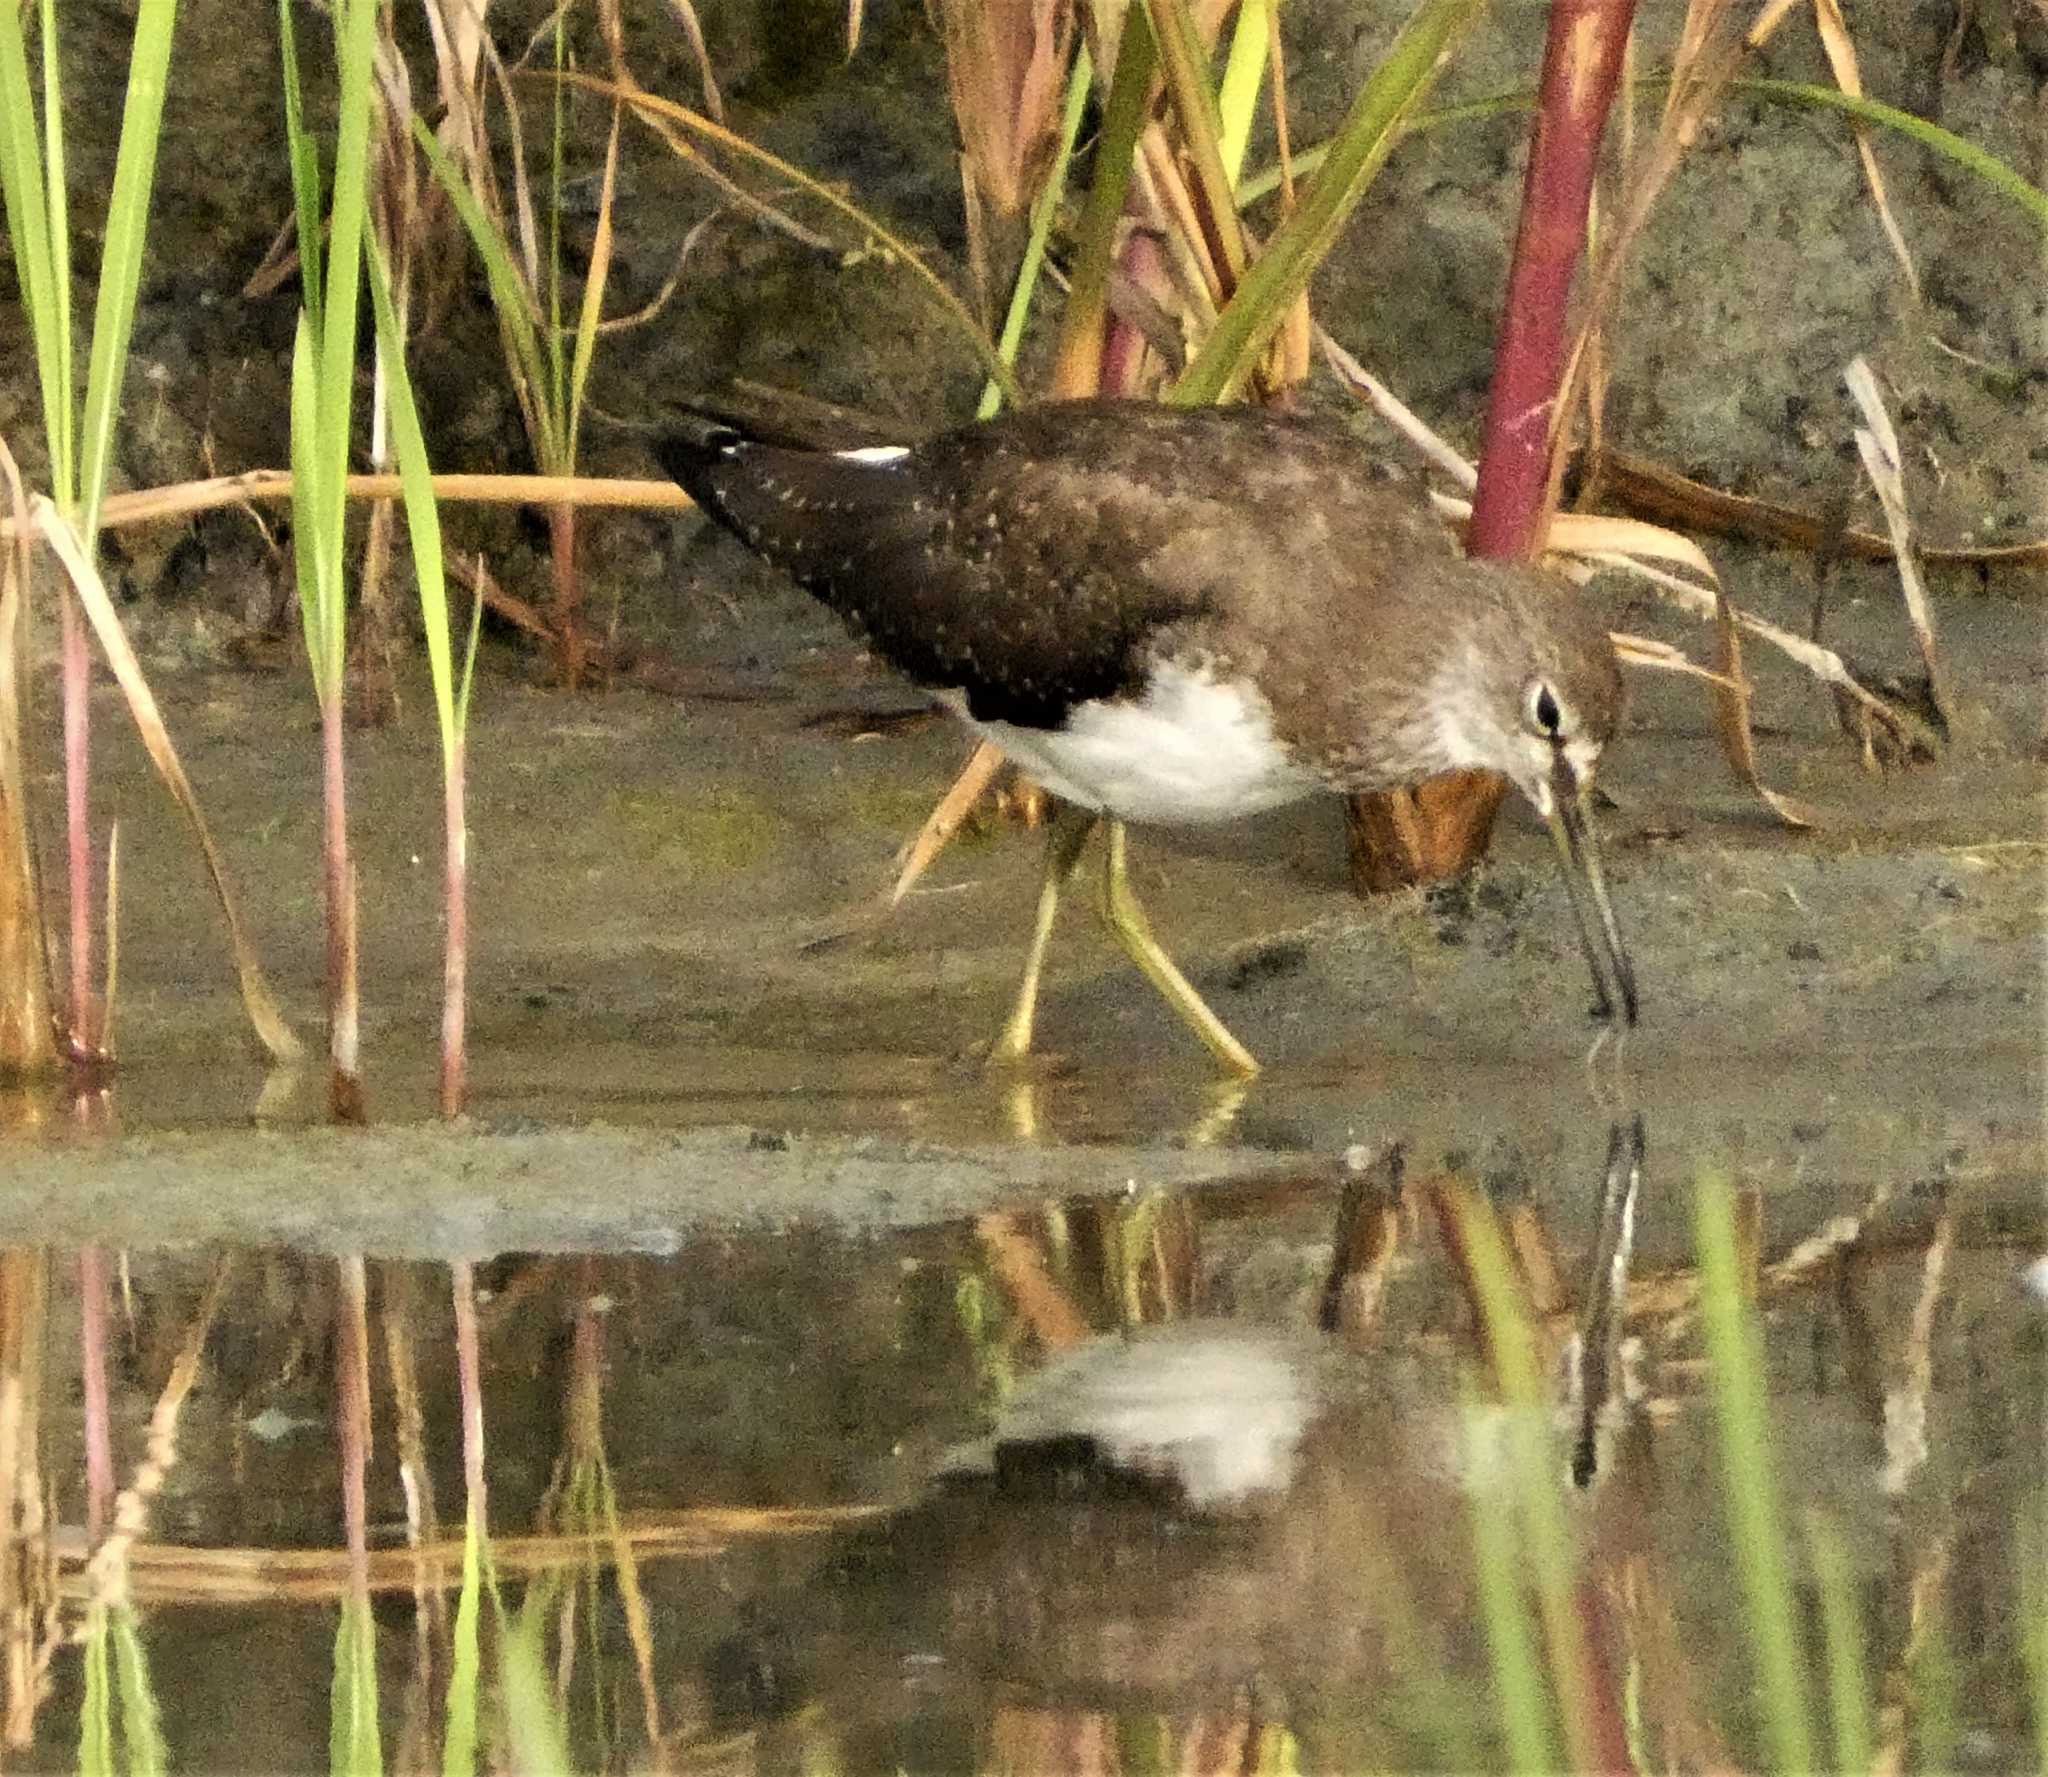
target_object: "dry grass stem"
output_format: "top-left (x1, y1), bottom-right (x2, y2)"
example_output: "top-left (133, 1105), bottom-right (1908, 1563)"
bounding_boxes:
top-left (1592, 450), bottom-right (2047, 568)
top-left (1843, 356), bottom-right (1953, 729)
top-left (0, 439), bottom-right (54, 1076)
top-left (59, 1508), bottom-right (880, 1608)
top-left (1878, 1205), bottom-right (1953, 1498)
top-left (31, 503), bottom-right (299, 1062)
top-left (1607, 632), bottom-right (1738, 688)
top-left (1316, 329), bottom-right (1476, 487)
top-left (975, 1210), bottom-right (1092, 1352)
top-left (0, 1253), bottom-right (56, 1748)
top-left (653, 0), bottom-right (723, 121)
top-left (0, 471), bottom-right (692, 541)
top-left (935, 0), bottom-right (1076, 218)
top-left (1804, 0), bottom-right (1919, 297)
top-left (889, 740), bottom-right (1007, 908)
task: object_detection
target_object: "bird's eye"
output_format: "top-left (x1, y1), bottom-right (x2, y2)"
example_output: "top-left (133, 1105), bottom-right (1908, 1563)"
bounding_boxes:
top-left (1529, 681), bottom-right (1564, 739)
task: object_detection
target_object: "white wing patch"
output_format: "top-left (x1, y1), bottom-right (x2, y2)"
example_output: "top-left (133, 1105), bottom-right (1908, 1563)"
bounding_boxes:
top-left (954, 662), bottom-right (1321, 826)
top-left (834, 444), bottom-right (913, 466)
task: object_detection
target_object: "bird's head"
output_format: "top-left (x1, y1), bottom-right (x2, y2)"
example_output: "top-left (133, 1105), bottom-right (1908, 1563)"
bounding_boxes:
top-left (1442, 578), bottom-right (1637, 1028)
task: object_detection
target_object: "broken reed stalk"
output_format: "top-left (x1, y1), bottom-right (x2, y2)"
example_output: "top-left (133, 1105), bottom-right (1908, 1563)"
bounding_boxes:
top-left (1347, 0), bottom-right (1638, 894)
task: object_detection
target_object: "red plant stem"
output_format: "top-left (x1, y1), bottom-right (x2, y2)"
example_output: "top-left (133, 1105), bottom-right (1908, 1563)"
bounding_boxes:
top-left (335, 1255), bottom-right (374, 1606)
top-left (1098, 229), bottom-right (1165, 397)
top-left (549, 501), bottom-right (583, 690)
top-left (449, 1260), bottom-right (485, 1523)
top-left (1466, 0), bottom-right (1638, 562)
top-left (77, 1246), bottom-right (113, 1544)
top-left (439, 735), bottom-right (467, 1119)
top-left (59, 592), bottom-right (92, 1050)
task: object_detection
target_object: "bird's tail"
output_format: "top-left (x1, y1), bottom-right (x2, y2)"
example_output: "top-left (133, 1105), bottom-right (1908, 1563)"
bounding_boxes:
top-left (651, 404), bottom-right (920, 575)
top-left (650, 424), bottom-right (750, 529)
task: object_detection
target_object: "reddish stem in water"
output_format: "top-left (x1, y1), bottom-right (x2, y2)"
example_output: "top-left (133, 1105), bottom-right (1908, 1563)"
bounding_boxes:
top-left (334, 1256), bottom-right (374, 1606)
top-left (77, 1246), bottom-right (113, 1543)
top-left (1467, 0), bottom-right (1639, 562)
top-left (59, 592), bottom-right (93, 1051)
top-left (549, 501), bottom-right (584, 690)
top-left (439, 735), bottom-right (467, 1119)
top-left (450, 1260), bottom-right (486, 1522)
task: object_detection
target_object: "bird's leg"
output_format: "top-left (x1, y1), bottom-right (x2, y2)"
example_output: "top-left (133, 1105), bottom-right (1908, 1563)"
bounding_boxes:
top-left (1095, 822), bottom-right (1261, 1077)
top-left (989, 804), bottom-right (1099, 1065)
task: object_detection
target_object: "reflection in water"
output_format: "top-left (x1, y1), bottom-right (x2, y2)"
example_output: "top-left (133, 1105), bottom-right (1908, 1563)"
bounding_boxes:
top-left (0, 1118), bottom-right (2038, 1771)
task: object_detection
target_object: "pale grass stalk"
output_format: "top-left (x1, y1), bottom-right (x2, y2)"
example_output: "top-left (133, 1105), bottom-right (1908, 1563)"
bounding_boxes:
top-left (334, 1256), bottom-right (374, 1608)
top-left (0, 438), bottom-right (52, 1077)
top-left (0, 1251), bottom-right (56, 1749)
top-left (1844, 355), bottom-right (1953, 727)
top-left (1880, 1207), bottom-right (1952, 1498)
top-left (76, 1250), bottom-right (114, 1541)
top-left (80, 1257), bottom-right (229, 1614)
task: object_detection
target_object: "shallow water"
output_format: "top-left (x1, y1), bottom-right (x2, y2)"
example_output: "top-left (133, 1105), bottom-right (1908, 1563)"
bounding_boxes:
top-left (0, 1107), bottom-right (2040, 1774)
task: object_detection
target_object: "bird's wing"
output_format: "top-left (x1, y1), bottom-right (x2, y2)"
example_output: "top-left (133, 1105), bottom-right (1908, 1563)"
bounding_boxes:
top-left (656, 401), bottom-right (1463, 731)
top-left (658, 420), bottom-right (1219, 729)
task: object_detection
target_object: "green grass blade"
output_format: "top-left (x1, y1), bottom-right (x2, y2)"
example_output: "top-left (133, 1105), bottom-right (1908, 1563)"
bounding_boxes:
top-left (78, 1605), bottom-right (113, 1777)
top-left (502, 1596), bottom-right (574, 1776)
top-left (564, 106), bottom-right (621, 471)
top-left (1450, 1189), bottom-right (1596, 1770)
top-left (412, 119), bottom-right (561, 469)
top-left (1144, 0), bottom-right (1246, 284)
top-left (0, 0), bottom-right (69, 501)
top-left (442, 1507), bottom-right (484, 1777)
top-left (331, 1594), bottom-right (384, 1776)
top-left (547, 13), bottom-right (570, 426)
top-left (37, 0), bottom-right (74, 507)
top-left (977, 40), bottom-right (1091, 419)
top-left (1171, 0), bottom-right (1485, 406)
top-left (111, 1606), bottom-right (168, 1777)
top-left (287, 311), bottom-right (336, 702)
top-left (2023, 1493), bottom-right (2047, 1777)
top-left (314, 0), bottom-right (377, 559)
top-left (1241, 77), bottom-right (2048, 235)
top-left (1465, 1392), bottom-right (1559, 1773)
top-left (1735, 78), bottom-right (2048, 232)
top-left (277, 0), bottom-right (324, 329)
top-left (456, 561), bottom-right (483, 729)
top-left (1694, 1175), bottom-right (1816, 1775)
top-left (1908, 1594), bottom-right (1960, 1775)
top-left (77, 0), bottom-right (178, 550)
top-left (1048, 2), bottom-right (1155, 396)
top-left (1807, 1508), bottom-right (1873, 1777)
top-left (364, 236), bottom-right (456, 765)
top-left (1215, 0), bottom-right (1268, 187)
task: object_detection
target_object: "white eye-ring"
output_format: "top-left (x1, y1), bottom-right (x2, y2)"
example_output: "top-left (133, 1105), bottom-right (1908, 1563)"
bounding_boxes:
top-left (1526, 678), bottom-right (1568, 740)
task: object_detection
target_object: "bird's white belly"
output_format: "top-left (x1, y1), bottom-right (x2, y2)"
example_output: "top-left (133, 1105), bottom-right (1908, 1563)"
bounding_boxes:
top-left (950, 662), bottom-right (1322, 826)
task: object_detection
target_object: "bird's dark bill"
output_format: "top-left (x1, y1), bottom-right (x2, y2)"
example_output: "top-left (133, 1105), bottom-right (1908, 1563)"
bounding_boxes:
top-left (1545, 756), bottom-right (1638, 1028)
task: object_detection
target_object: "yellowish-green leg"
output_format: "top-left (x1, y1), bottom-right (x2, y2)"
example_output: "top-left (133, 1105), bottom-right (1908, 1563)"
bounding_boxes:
top-left (1096, 821), bottom-right (1261, 1076)
top-left (989, 806), bottom-right (1099, 1065)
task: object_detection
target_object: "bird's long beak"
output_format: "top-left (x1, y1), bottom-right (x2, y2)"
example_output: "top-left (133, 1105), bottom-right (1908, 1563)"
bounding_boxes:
top-left (1544, 753), bottom-right (1638, 1027)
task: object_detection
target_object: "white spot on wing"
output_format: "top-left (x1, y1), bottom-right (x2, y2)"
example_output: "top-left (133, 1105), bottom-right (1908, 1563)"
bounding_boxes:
top-left (952, 663), bottom-right (1321, 826)
top-left (835, 445), bottom-right (912, 466)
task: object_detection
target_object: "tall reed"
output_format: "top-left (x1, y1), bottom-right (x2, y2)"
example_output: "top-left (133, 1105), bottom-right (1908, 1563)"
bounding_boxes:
top-left (280, 0), bottom-right (379, 1117)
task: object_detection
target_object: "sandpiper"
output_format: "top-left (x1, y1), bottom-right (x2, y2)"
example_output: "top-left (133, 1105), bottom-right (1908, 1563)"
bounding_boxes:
top-left (656, 398), bottom-right (1636, 1074)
